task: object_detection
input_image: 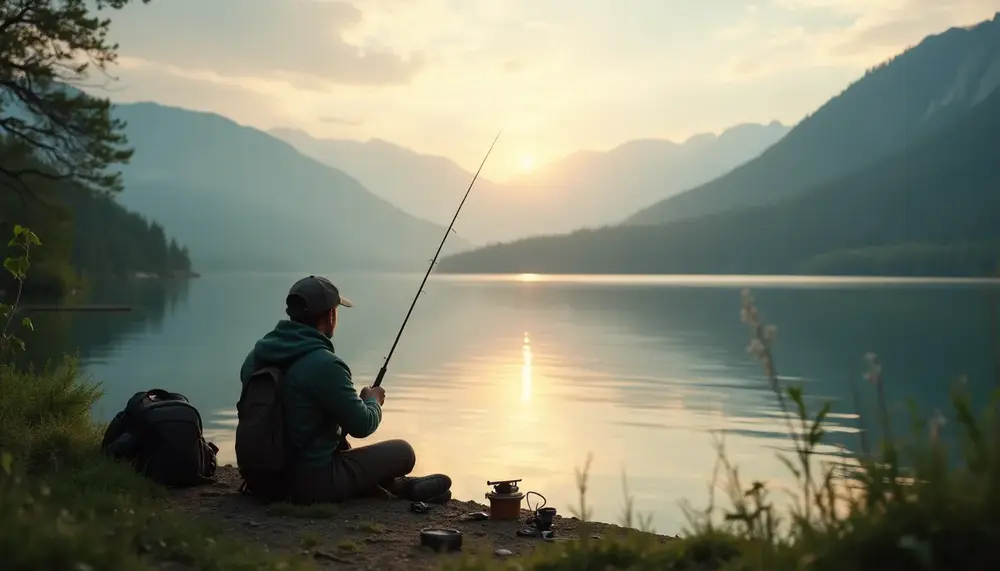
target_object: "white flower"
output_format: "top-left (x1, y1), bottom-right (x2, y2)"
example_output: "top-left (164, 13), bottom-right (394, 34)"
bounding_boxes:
top-left (746, 338), bottom-right (766, 360)
top-left (863, 352), bottom-right (882, 385)
top-left (763, 324), bottom-right (778, 344)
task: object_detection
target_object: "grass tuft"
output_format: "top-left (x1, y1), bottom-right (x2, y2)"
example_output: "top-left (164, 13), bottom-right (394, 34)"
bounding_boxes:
top-left (299, 533), bottom-right (320, 549)
top-left (359, 521), bottom-right (387, 534)
top-left (336, 539), bottom-right (362, 552)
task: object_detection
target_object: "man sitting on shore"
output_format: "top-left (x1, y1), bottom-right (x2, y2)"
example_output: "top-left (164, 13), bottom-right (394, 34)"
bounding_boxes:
top-left (238, 275), bottom-right (452, 504)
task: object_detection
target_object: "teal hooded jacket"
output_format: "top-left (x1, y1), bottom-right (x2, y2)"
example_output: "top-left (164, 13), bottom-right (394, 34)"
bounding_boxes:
top-left (239, 320), bottom-right (382, 468)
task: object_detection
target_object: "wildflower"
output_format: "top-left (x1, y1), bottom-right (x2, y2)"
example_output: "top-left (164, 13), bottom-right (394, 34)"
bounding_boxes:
top-left (863, 352), bottom-right (882, 385)
top-left (746, 338), bottom-right (766, 360)
top-left (763, 324), bottom-right (778, 344)
top-left (929, 409), bottom-right (947, 442)
top-left (740, 289), bottom-right (759, 326)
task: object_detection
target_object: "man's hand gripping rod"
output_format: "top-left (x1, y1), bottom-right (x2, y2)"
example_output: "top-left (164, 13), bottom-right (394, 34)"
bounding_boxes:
top-left (372, 129), bottom-right (504, 388)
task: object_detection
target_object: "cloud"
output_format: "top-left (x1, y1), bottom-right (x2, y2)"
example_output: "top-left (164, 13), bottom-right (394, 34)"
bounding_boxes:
top-left (95, 0), bottom-right (1000, 179)
top-left (829, 0), bottom-right (1000, 56)
top-left (720, 0), bottom-right (1000, 80)
top-left (110, 0), bottom-right (424, 88)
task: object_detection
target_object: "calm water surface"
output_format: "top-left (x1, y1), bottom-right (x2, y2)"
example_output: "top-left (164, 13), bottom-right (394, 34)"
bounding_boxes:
top-left (26, 273), bottom-right (999, 532)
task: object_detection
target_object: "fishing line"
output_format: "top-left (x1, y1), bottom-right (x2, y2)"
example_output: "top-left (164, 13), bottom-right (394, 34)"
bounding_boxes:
top-left (372, 128), bottom-right (504, 388)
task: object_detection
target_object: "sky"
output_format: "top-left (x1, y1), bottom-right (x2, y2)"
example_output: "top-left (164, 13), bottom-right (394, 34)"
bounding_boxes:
top-left (99, 0), bottom-right (1000, 180)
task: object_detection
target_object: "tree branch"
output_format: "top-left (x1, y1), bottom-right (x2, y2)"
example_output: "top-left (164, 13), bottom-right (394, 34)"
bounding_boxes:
top-left (0, 0), bottom-right (144, 198)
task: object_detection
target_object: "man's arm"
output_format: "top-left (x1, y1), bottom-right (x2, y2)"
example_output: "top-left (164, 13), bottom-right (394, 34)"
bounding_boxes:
top-left (311, 354), bottom-right (382, 438)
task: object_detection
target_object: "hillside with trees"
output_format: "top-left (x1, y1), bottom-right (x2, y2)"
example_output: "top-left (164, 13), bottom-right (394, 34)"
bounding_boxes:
top-left (1, 139), bottom-right (192, 298)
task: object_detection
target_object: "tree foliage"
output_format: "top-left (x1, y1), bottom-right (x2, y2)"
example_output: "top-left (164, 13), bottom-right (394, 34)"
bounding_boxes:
top-left (0, 0), bottom-right (148, 198)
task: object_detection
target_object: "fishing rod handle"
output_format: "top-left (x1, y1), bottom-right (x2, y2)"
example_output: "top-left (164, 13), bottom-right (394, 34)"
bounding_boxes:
top-left (372, 366), bottom-right (387, 388)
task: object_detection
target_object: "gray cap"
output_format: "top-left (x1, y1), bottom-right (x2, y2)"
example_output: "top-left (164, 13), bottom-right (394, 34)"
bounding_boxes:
top-left (285, 275), bottom-right (353, 318)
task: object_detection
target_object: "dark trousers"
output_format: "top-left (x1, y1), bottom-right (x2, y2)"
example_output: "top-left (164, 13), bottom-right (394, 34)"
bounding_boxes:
top-left (288, 438), bottom-right (416, 504)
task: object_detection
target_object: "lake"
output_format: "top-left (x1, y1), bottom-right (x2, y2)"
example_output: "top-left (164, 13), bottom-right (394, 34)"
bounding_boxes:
top-left (22, 273), bottom-right (1000, 533)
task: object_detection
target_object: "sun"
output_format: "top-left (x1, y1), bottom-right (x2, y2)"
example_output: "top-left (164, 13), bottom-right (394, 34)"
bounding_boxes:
top-left (519, 154), bottom-right (535, 173)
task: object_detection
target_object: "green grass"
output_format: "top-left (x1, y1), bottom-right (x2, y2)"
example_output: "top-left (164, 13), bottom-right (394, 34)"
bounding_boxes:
top-left (299, 532), bottom-right (320, 550)
top-left (0, 358), bottom-right (314, 571)
top-left (441, 289), bottom-right (1000, 571)
top-left (336, 539), bottom-right (362, 552)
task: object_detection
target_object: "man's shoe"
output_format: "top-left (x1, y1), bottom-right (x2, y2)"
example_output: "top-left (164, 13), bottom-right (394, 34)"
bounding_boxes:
top-left (388, 474), bottom-right (452, 502)
top-left (426, 489), bottom-right (452, 504)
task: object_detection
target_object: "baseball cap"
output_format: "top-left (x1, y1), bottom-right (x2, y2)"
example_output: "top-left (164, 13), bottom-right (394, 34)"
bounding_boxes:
top-left (285, 275), bottom-right (353, 319)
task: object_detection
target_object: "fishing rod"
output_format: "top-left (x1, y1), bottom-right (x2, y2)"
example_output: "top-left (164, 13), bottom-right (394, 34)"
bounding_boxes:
top-left (372, 128), bottom-right (504, 388)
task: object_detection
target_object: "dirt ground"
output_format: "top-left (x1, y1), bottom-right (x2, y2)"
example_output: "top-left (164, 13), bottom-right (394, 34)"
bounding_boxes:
top-left (166, 465), bottom-right (671, 570)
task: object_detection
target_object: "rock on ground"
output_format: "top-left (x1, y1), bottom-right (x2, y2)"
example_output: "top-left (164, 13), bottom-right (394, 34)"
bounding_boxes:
top-left (165, 466), bottom-right (664, 570)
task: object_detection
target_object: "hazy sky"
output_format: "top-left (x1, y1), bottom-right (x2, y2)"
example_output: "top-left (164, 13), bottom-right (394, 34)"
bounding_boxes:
top-left (100, 0), bottom-right (1000, 179)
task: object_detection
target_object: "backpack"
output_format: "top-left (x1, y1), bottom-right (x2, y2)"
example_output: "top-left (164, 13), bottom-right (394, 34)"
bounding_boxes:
top-left (100, 389), bottom-right (218, 487)
top-left (235, 364), bottom-right (290, 500)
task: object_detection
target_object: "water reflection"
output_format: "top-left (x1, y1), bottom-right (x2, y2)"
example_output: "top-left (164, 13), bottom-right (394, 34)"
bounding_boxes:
top-left (17, 278), bottom-right (188, 372)
top-left (521, 332), bottom-right (533, 403)
top-left (54, 273), bottom-right (999, 532)
top-left (454, 280), bottom-right (997, 454)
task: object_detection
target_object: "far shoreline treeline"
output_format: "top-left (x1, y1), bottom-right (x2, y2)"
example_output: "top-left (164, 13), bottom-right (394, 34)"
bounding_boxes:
top-left (0, 165), bottom-right (197, 302)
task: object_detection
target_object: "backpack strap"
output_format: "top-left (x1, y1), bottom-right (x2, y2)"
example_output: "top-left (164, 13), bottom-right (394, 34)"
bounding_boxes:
top-left (241, 350), bottom-right (326, 495)
top-left (239, 359), bottom-right (280, 496)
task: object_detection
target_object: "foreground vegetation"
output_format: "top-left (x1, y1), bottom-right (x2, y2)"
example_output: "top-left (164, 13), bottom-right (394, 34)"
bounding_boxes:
top-left (0, 362), bottom-right (317, 571)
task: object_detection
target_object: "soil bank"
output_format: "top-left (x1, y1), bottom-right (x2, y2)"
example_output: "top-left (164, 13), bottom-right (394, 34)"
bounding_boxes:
top-left (166, 466), bottom-right (672, 570)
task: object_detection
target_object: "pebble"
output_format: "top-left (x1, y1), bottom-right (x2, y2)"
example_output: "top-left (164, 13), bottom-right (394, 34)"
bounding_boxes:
top-left (494, 549), bottom-right (514, 557)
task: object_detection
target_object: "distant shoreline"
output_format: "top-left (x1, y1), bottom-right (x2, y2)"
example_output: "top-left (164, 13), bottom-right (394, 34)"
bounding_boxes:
top-left (129, 270), bottom-right (201, 280)
top-left (428, 272), bottom-right (1000, 286)
top-left (140, 269), bottom-right (1000, 287)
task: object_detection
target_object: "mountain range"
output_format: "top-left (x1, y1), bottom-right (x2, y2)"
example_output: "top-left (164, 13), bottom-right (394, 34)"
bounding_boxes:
top-left (270, 122), bottom-right (790, 244)
top-left (438, 13), bottom-right (1000, 278)
top-left (24, 93), bottom-right (786, 276)
top-left (107, 103), bottom-right (470, 272)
